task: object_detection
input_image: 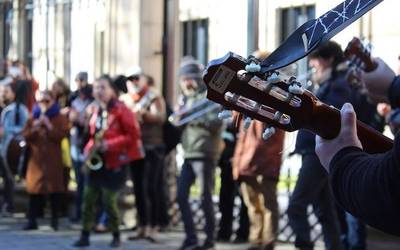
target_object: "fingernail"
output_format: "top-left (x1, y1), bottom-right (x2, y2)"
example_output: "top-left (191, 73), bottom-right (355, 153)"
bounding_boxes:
top-left (342, 103), bottom-right (353, 112)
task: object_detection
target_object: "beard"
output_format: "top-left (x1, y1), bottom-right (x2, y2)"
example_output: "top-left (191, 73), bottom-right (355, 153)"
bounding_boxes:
top-left (3, 98), bottom-right (12, 106)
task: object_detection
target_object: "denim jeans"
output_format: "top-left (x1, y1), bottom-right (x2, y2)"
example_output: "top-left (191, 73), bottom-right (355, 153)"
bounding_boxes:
top-left (337, 206), bottom-right (367, 250)
top-left (288, 154), bottom-right (342, 250)
top-left (177, 159), bottom-right (216, 243)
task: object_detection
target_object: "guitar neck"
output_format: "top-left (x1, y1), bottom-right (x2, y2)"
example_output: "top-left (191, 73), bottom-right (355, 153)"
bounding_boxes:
top-left (310, 102), bottom-right (393, 154)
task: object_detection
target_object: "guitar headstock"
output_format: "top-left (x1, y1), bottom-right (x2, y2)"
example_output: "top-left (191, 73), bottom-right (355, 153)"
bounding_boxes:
top-left (203, 52), bottom-right (322, 134)
top-left (344, 37), bottom-right (377, 73)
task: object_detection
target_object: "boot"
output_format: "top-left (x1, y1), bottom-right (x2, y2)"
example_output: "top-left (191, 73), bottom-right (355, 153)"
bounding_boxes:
top-left (23, 220), bottom-right (38, 230)
top-left (23, 216), bottom-right (38, 231)
top-left (73, 231), bottom-right (90, 247)
top-left (110, 232), bottom-right (121, 248)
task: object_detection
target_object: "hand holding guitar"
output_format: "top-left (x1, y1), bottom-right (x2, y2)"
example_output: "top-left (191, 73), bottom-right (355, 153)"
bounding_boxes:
top-left (315, 103), bottom-right (362, 170)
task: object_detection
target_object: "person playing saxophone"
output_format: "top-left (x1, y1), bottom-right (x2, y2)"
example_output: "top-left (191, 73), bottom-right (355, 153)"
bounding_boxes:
top-left (73, 75), bottom-right (144, 248)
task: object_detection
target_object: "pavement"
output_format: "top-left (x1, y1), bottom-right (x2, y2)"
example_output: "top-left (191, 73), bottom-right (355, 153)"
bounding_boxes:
top-left (0, 214), bottom-right (322, 250)
top-left (1, 214), bottom-right (400, 250)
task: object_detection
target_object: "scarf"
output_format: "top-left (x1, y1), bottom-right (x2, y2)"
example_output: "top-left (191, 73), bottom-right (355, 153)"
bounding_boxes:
top-left (32, 102), bottom-right (61, 120)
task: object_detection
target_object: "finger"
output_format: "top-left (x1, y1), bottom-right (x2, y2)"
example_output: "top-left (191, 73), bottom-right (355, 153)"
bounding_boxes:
top-left (340, 103), bottom-right (357, 137)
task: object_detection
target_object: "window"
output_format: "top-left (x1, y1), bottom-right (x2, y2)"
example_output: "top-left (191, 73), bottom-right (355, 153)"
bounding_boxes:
top-left (181, 18), bottom-right (209, 66)
top-left (279, 5), bottom-right (315, 83)
top-left (280, 5), bottom-right (315, 42)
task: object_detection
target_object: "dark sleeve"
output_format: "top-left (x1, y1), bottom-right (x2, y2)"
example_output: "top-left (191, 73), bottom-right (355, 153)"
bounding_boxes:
top-left (318, 74), bottom-right (352, 109)
top-left (329, 135), bottom-right (400, 236)
top-left (388, 76), bottom-right (400, 109)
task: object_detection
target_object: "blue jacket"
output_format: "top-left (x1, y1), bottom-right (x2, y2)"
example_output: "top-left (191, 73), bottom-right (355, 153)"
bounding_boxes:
top-left (1, 102), bottom-right (29, 147)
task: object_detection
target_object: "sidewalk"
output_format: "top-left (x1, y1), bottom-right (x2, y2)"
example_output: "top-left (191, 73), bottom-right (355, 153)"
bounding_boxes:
top-left (0, 215), bottom-right (318, 250)
top-left (1, 215), bottom-right (399, 250)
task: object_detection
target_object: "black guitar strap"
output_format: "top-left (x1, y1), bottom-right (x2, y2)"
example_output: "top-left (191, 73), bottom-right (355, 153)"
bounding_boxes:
top-left (260, 0), bottom-right (383, 73)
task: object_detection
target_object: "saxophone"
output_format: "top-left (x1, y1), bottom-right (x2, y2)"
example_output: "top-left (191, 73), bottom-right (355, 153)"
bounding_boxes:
top-left (84, 109), bottom-right (108, 171)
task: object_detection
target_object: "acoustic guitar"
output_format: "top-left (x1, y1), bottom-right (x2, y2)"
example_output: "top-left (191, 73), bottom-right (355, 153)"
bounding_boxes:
top-left (203, 52), bottom-right (393, 154)
top-left (344, 37), bottom-right (378, 85)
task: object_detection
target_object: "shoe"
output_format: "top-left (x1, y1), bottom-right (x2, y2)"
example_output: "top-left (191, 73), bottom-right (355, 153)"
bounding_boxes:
top-left (110, 237), bottom-right (121, 248)
top-left (1, 204), bottom-right (13, 217)
top-left (263, 243), bottom-right (275, 250)
top-left (146, 227), bottom-right (158, 243)
top-left (178, 238), bottom-right (200, 250)
top-left (73, 238), bottom-right (90, 247)
top-left (216, 235), bottom-right (230, 242)
top-left (233, 237), bottom-right (248, 244)
top-left (23, 222), bottom-right (38, 230)
top-left (128, 226), bottom-right (147, 240)
top-left (73, 231), bottom-right (90, 247)
top-left (200, 240), bottom-right (215, 250)
top-left (247, 245), bottom-right (262, 250)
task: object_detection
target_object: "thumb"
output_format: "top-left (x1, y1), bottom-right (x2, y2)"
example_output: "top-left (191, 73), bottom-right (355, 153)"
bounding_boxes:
top-left (340, 103), bottom-right (357, 137)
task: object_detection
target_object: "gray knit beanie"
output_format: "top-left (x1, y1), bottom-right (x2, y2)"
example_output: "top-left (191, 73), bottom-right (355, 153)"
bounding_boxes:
top-left (178, 57), bottom-right (204, 79)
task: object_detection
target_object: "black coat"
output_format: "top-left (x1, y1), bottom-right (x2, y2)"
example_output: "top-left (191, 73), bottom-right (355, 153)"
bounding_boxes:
top-left (295, 69), bottom-right (383, 155)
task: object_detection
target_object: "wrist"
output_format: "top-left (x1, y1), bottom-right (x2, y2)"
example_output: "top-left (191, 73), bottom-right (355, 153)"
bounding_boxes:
top-left (329, 146), bottom-right (363, 172)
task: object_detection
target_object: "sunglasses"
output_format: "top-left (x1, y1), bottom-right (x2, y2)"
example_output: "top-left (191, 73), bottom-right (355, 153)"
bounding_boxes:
top-left (39, 99), bottom-right (51, 104)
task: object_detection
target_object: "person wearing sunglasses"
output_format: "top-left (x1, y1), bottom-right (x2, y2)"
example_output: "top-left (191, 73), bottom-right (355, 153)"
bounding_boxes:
top-left (22, 90), bottom-right (70, 231)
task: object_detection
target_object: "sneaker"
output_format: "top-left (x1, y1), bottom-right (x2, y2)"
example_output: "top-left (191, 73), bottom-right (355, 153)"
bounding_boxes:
top-left (72, 237), bottom-right (90, 247)
top-left (128, 226), bottom-right (147, 240)
top-left (23, 222), bottom-right (38, 231)
top-left (233, 236), bottom-right (248, 244)
top-left (1, 204), bottom-right (13, 217)
top-left (178, 238), bottom-right (200, 250)
top-left (110, 237), bottom-right (121, 248)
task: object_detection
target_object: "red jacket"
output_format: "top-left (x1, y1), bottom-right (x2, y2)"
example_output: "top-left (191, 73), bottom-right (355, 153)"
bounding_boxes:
top-left (85, 100), bottom-right (144, 169)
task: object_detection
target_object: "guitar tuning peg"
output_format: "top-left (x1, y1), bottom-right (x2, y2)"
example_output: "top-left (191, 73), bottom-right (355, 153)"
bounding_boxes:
top-left (218, 110), bottom-right (233, 120)
top-left (288, 83), bottom-right (305, 95)
top-left (243, 116), bottom-right (252, 131)
top-left (267, 72), bottom-right (280, 84)
top-left (245, 62), bottom-right (261, 73)
top-left (262, 127), bottom-right (276, 141)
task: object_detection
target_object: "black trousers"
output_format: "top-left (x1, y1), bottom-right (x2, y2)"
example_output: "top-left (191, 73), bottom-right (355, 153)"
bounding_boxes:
top-left (130, 159), bottom-right (148, 227)
top-left (144, 147), bottom-right (168, 227)
top-left (131, 147), bottom-right (168, 227)
top-left (27, 193), bottom-right (62, 224)
top-left (0, 157), bottom-right (14, 212)
top-left (218, 157), bottom-right (250, 240)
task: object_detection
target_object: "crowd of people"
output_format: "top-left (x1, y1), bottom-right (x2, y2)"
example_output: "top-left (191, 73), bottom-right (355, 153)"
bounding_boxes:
top-left (0, 39), bottom-right (399, 250)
